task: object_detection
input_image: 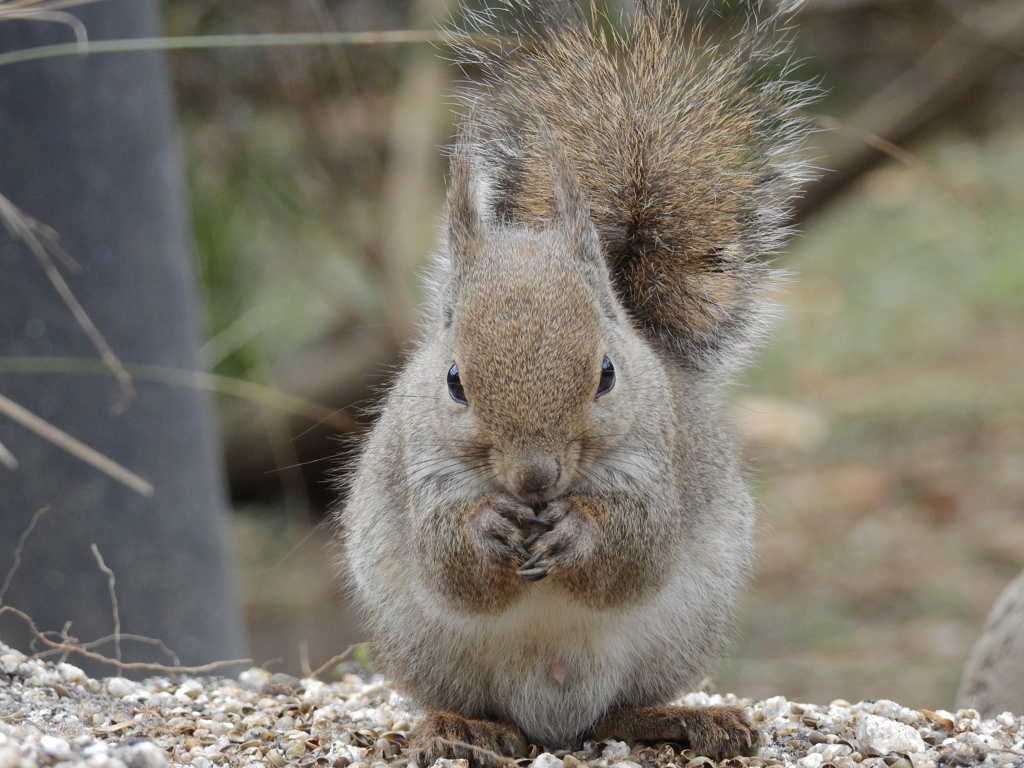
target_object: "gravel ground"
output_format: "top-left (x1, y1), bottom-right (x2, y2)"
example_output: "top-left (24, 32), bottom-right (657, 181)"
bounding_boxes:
top-left (1, 642), bottom-right (1022, 768)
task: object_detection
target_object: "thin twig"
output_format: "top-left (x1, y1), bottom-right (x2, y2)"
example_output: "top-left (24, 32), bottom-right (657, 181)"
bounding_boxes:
top-left (402, 736), bottom-right (517, 768)
top-left (89, 544), bottom-right (121, 669)
top-left (0, 605), bottom-right (252, 674)
top-left (65, 632), bottom-right (181, 667)
top-left (309, 643), bottom-right (362, 680)
top-left (0, 391), bottom-right (153, 496)
top-left (0, 506), bottom-right (50, 607)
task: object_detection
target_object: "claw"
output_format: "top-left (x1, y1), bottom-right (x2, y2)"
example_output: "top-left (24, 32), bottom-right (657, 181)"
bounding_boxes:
top-left (513, 540), bottom-right (530, 560)
top-left (522, 527), bottom-right (544, 548)
top-left (519, 550), bottom-right (544, 570)
top-left (517, 565), bottom-right (549, 582)
top-left (518, 511), bottom-right (551, 527)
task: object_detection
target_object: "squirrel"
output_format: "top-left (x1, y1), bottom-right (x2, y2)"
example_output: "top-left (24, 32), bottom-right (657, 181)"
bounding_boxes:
top-left (338, 0), bottom-right (814, 764)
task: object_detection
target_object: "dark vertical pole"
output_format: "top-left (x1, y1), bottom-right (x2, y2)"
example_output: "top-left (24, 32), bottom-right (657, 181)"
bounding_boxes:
top-left (0, 0), bottom-right (249, 675)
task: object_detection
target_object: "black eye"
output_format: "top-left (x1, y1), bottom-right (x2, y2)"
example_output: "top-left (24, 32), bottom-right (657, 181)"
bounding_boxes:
top-left (447, 363), bottom-right (468, 404)
top-left (596, 355), bottom-right (615, 398)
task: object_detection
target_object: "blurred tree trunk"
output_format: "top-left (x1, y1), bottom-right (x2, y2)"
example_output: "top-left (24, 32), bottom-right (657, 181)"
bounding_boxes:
top-left (0, 0), bottom-right (249, 675)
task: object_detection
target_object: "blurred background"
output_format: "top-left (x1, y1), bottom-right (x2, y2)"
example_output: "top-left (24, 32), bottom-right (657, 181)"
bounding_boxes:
top-left (4, 0), bottom-right (1023, 709)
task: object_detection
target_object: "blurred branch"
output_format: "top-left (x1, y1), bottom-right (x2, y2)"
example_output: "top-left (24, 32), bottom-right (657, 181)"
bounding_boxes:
top-left (0, 30), bottom-right (445, 68)
top-left (0, 391), bottom-right (154, 496)
top-left (807, 112), bottom-right (992, 234)
top-left (794, 0), bottom-right (1024, 222)
top-left (0, 356), bottom-right (356, 431)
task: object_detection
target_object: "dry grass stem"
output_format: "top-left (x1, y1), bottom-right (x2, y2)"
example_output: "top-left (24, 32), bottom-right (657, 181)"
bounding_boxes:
top-left (0, 356), bottom-right (357, 431)
top-left (0, 193), bottom-right (134, 409)
top-left (0, 438), bottom-right (18, 470)
top-left (0, 391), bottom-right (154, 496)
top-left (0, 506), bottom-right (50, 607)
top-left (0, 29), bottom-right (451, 69)
top-left (89, 543), bottom-right (121, 667)
top-left (0, 0), bottom-right (108, 43)
top-left (0, 0), bottom-right (105, 12)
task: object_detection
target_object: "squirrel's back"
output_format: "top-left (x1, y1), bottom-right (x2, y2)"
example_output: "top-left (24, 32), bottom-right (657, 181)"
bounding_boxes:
top-left (453, 0), bottom-right (814, 371)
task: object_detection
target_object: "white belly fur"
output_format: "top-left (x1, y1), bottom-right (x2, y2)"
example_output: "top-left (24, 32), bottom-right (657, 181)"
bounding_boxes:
top-left (436, 578), bottom-right (684, 746)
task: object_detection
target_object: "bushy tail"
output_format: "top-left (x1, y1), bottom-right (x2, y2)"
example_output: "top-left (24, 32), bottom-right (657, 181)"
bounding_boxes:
top-left (450, 0), bottom-right (816, 371)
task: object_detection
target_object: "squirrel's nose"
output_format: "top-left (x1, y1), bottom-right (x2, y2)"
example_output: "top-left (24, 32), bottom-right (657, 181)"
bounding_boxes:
top-left (511, 454), bottom-right (561, 502)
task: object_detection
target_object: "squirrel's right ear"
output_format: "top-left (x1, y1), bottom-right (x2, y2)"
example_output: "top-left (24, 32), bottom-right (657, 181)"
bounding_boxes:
top-left (539, 122), bottom-right (602, 267)
top-left (446, 139), bottom-right (483, 277)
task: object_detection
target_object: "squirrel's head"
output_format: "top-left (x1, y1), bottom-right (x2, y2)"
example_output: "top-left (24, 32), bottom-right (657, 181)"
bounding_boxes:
top-left (426, 133), bottom-right (663, 504)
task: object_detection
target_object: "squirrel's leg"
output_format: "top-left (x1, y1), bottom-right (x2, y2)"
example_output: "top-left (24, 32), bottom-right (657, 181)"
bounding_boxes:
top-left (593, 705), bottom-right (760, 760)
top-left (408, 710), bottom-right (527, 768)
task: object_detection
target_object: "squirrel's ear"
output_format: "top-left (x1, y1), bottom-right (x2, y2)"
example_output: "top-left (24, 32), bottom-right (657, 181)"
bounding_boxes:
top-left (540, 122), bottom-right (601, 265)
top-left (446, 139), bottom-right (483, 276)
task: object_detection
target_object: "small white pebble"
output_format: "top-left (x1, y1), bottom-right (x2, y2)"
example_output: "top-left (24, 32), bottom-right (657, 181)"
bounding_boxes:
top-left (38, 734), bottom-right (73, 759)
top-left (813, 744), bottom-right (852, 760)
top-left (857, 714), bottom-right (926, 756)
top-left (84, 742), bottom-right (111, 757)
top-left (600, 740), bottom-right (630, 760)
top-left (796, 754), bottom-right (824, 768)
top-left (113, 741), bottom-right (168, 768)
top-left (0, 746), bottom-right (19, 768)
top-left (238, 668), bottom-right (270, 689)
top-left (174, 679), bottom-right (204, 701)
top-left (0, 650), bottom-right (27, 670)
top-left (106, 677), bottom-right (138, 698)
top-left (759, 695), bottom-right (791, 719)
top-left (57, 662), bottom-right (87, 684)
top-left (530, 753), bottom-right (562, 768)
top-left (313, 705), bottom-right (338, 723)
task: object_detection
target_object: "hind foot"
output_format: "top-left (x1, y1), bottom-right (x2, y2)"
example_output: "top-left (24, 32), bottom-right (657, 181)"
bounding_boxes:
top-left (594, 704), bottom-right (760, 760)
top-left (408, 710), bottom-right (527, 768)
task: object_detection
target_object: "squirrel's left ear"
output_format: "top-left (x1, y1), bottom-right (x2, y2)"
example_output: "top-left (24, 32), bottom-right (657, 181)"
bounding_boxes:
top-left (540, 122), bottom-right (602, 266)
top-left (446, 137), bottom-right (483, 277)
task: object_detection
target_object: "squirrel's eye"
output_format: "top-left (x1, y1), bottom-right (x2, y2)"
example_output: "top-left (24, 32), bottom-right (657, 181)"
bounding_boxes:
top-left (447, 363), bottom-right (468, 405)
top-left (596, 355), bottom-right (615, 399)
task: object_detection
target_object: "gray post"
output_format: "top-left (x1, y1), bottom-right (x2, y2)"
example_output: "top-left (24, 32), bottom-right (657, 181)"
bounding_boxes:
top-left (0, 0), bottom-right (249, 675)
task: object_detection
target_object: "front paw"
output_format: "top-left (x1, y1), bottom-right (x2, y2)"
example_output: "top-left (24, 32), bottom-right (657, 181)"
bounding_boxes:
top-left (517, 497), bottom-right (598, 582)
top-left (408, 711), bottom-right (527, 768)
top-left (468, 493), bottom-right (535, 566)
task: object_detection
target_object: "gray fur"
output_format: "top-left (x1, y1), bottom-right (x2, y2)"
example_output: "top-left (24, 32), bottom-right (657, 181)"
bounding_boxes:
top-left (338, 0), bottom-right (814, 752)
